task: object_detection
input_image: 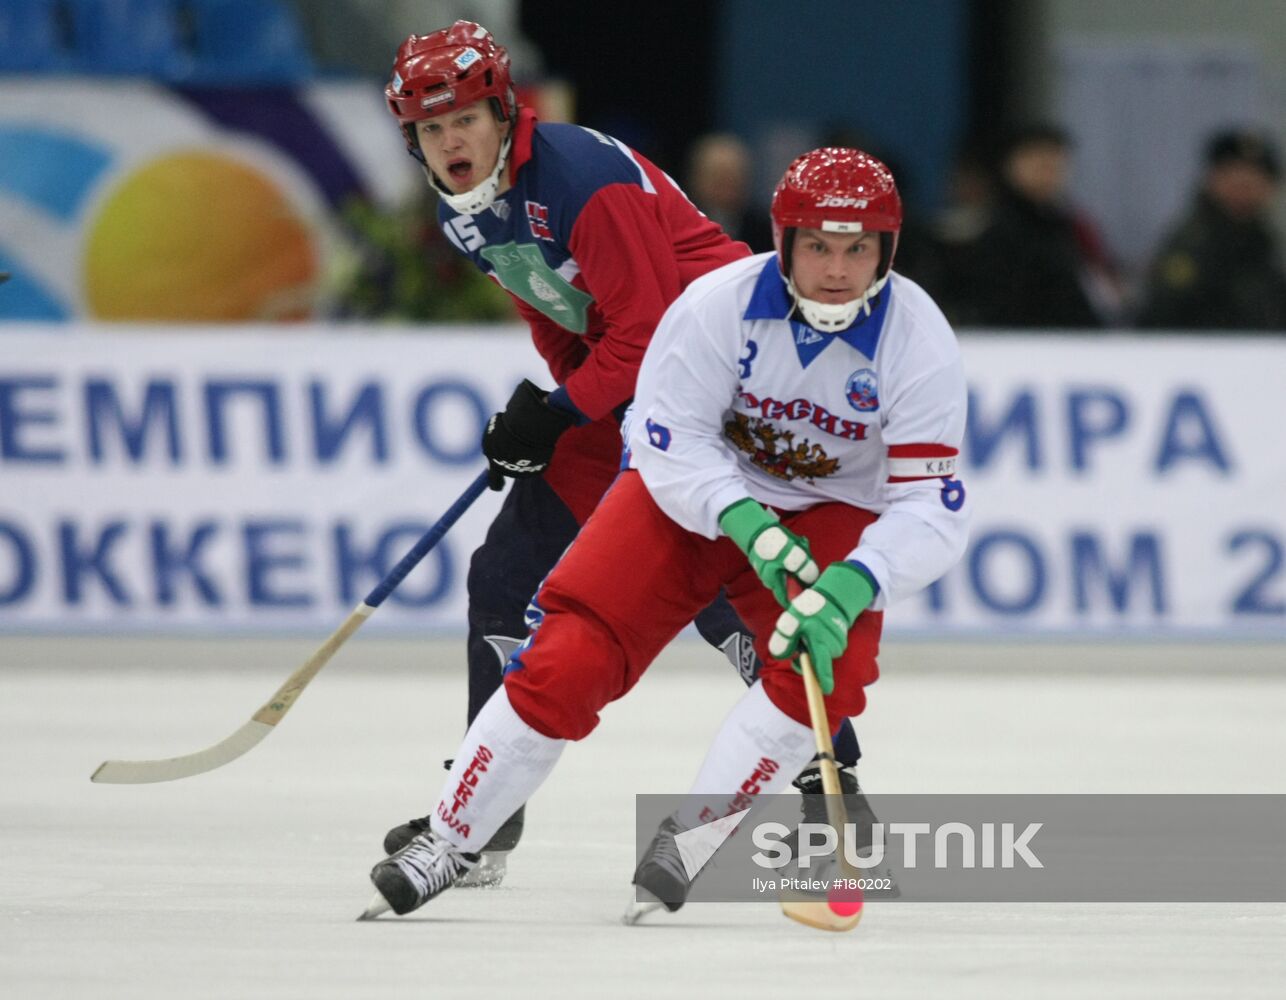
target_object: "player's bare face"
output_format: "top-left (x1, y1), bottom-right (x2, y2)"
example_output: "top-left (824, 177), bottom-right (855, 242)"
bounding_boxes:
top-left (790, 229), bottom-right (881, 304)
top-left (416, 101), bottom-right (511, 194)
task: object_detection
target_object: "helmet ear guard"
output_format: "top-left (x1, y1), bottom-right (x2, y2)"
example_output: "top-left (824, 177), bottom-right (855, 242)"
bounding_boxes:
top-left (402, 125), bottom-right (426, 165)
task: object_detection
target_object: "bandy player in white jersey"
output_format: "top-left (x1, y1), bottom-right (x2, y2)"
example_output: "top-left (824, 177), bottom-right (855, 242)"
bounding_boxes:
top-left (363, 148), bottom-right (971, 920)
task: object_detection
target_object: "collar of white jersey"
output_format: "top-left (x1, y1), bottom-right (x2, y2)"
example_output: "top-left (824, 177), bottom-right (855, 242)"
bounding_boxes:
top-left (743, 255), bottom-right (892, 364)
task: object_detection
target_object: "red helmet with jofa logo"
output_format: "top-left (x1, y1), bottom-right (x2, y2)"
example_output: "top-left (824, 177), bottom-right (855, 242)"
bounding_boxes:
top-left (385, 21), bottom-right (516, 154)
top-left (770, 147), bottom-right (903, 279)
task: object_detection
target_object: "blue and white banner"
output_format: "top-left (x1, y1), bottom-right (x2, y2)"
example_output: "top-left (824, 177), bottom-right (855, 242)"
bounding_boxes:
top-left (936, 335), bottom-right (1284, 637)
top-left (0, 330), bottom-right (1282, 637)
top-left (0, 327), bottom-right (541, 632)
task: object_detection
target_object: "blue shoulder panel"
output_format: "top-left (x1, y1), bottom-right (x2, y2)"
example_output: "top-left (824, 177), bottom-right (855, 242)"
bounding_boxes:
top-left (525, 123), bottom-right (653, 244)
top-left (432, 123), bottom-right (653, 332)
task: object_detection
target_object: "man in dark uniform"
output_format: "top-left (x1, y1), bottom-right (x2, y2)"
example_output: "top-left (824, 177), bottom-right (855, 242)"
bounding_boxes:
top-left (1137, 129), bottom-right (1286, 331)
top-left (960, 124), bottom-right (1113, 329)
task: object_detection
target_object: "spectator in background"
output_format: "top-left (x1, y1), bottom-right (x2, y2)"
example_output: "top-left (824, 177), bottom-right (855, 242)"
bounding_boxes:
top-left (685, 133), bottom-right (774, 252)
top-left (936, 144), bottom-right (994, 249)
top-left (929, 143), bottom-right (995, 326)
top-left (960, 123), bottom-right (1121, 329)
top-left (1136, 129), bottom-right (1286, 332)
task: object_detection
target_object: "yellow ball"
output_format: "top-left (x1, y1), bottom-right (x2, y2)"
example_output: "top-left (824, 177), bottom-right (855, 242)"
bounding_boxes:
top-left (84, 151), bottom-right (319, 321)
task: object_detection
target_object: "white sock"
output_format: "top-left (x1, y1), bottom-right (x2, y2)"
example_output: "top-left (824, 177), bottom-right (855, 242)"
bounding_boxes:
top-left (676, 682), bottom-right (816, 828)
top-left (429, 686), bottom-right (566, 853)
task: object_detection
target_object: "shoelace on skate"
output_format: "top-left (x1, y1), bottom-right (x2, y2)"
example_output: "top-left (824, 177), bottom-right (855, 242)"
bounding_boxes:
top-left (644, 817), bottom-right (691, 883)
top-left (394, 834), bottom-right (469, 900)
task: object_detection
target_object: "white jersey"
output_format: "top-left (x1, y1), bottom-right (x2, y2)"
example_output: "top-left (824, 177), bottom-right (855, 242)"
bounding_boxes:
top-left (626, 252), bottom-right (969, 610)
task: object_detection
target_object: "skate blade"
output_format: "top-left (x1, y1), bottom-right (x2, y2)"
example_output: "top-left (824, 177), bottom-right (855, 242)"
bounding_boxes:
top-left (456, 851), bottom-right (507, 889)
top-left (621, 888), bottom-right (667, 926)
top-left (356, 891), bottom-right (392, 921)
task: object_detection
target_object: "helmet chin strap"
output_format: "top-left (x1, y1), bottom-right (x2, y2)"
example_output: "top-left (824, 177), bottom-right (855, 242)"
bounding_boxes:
top-left (786, 273), bottom-right (890, 333)
top-left (429, 133), bottom-right (513, 215)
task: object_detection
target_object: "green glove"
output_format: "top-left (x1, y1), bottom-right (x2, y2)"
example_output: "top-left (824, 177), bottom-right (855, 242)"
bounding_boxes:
top-left (768, 561), bottom-right (876, 695)
top-left (719, 498), bottom-right (819, 606)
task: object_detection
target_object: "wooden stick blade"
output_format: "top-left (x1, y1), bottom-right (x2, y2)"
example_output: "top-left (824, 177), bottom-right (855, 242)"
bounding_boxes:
top-left (89, 605), bottom-right (372, 785)
top-left (779, 855), bottom-right (865, 933)
top-left (780, 897), bottom-right (863, 932)
top-left (90, 720), bottom-right (274, 784)
top-left (85, 475), bottom-right (488, 788)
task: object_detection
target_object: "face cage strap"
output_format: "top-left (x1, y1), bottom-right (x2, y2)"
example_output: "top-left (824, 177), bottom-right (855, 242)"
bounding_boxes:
top-left (782, 228), bottom-right (897, 331)
top-left (425, 130), bottom-right (513, 215)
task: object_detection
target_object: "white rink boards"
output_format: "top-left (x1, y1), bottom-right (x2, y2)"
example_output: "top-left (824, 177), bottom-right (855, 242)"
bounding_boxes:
top-left (2, 636), bottom-right (1284, 1000)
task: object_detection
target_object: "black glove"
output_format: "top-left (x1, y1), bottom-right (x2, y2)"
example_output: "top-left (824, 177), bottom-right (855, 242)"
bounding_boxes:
top-left (482, 379), bottom-right (578, 490)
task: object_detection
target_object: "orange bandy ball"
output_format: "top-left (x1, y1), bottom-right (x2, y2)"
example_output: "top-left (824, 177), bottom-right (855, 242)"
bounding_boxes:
top-left (84, 151), bottom-right (318, 321)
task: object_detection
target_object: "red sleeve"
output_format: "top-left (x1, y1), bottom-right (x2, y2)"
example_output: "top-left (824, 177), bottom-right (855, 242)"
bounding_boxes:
top-left (561, 185), bottom-right (685, 421)
top-left (513, 297), bottom-right (589, 385)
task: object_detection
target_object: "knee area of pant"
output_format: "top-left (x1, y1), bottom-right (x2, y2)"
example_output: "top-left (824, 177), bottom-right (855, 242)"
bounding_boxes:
top-left (502, 673), bottom-right (598, 742)
top-left (758, 670), bottom-right (810, 726)
top-left (760, 668), bottom-right (865, 726)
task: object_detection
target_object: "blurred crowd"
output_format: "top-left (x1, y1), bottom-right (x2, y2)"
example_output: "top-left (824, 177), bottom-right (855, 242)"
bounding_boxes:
top-left (678, 123), bottom-right (1286, 333)
top-left (2, 1), bottom-right (1282, 332)
top-left (343, 122), bottom-right (1286, 333)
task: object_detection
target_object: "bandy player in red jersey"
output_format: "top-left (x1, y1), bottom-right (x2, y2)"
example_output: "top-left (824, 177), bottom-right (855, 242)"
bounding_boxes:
top-left (378, 22), bottom-right (866, 883)
top-left (362, 148), bottom-right (971, 920)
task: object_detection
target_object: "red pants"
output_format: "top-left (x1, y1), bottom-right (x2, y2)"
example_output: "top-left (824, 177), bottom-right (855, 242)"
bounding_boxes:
top-left (543, 416), bottom-right (626, 524)
top-left (504, 471), bottom-right (882, 740)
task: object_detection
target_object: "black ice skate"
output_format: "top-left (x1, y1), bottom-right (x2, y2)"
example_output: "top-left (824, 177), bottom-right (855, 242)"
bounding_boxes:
top-left (784, 760), bottom-right (901, 900)
top-left (383, 759), bottom-right (524, 888)
top-left (623, 815), bottom-right (693, 925)
top-left (361, 830), bottom-right (480, 918)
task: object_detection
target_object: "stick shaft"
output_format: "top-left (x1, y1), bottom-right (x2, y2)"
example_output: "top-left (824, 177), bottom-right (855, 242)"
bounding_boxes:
top-left (796, 650), bottom-right (846, 801)
top-left (779, 647), bottom-right (864, 931)
top-left (240, 470), bottom-right (488, 727)
top-left (92, 471), bottom-right (490, 783)
top-left (784, 579), bottom-right (847, 802)
top-left (246, 469), bottom-right (488, 725)
top-left (250, 604), bottom-right (373, 725)
top-left (363, 470), bottom-right (489, 607)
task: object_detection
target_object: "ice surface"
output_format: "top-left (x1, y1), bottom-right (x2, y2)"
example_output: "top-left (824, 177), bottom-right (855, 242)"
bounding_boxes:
top-left (2, 636), bottom-right (1284, 999)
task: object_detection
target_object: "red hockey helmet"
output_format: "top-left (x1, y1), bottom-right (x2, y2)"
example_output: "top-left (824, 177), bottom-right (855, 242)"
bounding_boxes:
top-left (385, 21), bottom-right (516, 154)
top-left (771, 147), bottom-right (903, 277)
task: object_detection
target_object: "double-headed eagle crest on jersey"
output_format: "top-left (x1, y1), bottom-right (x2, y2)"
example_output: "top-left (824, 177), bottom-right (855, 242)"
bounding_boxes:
top-left (724, 412), bottom-right (840, 482)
